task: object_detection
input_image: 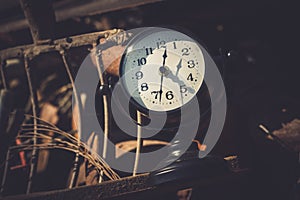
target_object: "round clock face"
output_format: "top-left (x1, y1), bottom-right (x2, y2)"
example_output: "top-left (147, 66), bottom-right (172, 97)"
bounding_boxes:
top-left (120, 27), bottom-right (205, 112)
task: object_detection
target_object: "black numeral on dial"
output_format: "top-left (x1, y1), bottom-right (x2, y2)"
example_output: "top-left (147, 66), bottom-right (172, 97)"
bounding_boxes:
top-left (145, 48), bottom-right (153, 56)
top-left (182, 48), bottom-right (190, 56)
top-left (187, 60), bottom-right (195, 68)
top-left (187, 73), bottom-right (194, 81)
top-left (173, 42), bottom-right (177, 49)
top-left (135, 71), bottom-right (143, 80)
top-left (156, 40), bottom-right (166, 49)
top-left (151, 91), bottom-right (174, 100)
top-left (166, 91), bottom-right (174, 100)
top-left (180, 85), bottom-right (187, 93)
top-left (151, 91), bottom-right (159, 99)
top-left (141, 83), bottom-right (148, 91)
top-left (137, 57), bottom-right (147, 66)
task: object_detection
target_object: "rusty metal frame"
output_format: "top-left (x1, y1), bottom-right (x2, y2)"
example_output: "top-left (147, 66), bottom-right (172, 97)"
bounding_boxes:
top-left (0, 29), bottom-right (122, 61)
top-left (0, 0), bottom-right (125, 193)
top-left (0, 28), bottom-right (125, 192)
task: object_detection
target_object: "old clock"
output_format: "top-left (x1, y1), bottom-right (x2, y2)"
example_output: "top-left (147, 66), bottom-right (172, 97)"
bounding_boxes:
top-left (119, 27), bottom-right (205, 113)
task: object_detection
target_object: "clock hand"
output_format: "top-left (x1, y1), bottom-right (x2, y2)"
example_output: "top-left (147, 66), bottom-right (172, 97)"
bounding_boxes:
top-left (174, 58), bottom-right (185, 105)
top-left (175, 58), bottom-right (182, 77)
top-left (168, 66), bottom-right (195, 106)
top-left (159, 48), bottom-right (168, 103)
top-left (166, 70), bottom-right (195, 94)
top-left (162, 48), bottom-right (167, 66)
top-left (175, 58), bottom-right (184, 105)
top-left (173, 58), bottom-right (194, 93)
top-left (159, 74), bottom-right (163, 103)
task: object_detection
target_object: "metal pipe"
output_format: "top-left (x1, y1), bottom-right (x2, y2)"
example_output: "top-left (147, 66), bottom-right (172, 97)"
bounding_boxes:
top-left (0, 61), bottom-right (7, 90)
top-left (133, 111), bottom-right (143, 176)
top-left (24, 55), bottom-right (39, 194)
top-left (0, 149), bottom-right (11, 196)
top-left (94, 44), bottom-right (110, 183)
top-left (60, 50), bottom-right (81, 188)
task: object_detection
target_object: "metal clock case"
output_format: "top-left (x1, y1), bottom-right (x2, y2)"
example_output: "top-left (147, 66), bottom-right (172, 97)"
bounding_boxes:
top-left (117, 27), bottom-right (212, 128)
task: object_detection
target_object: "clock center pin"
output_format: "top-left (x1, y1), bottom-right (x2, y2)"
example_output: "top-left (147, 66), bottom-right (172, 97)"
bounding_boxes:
top-left (159, 66), bottom-right (170, 76)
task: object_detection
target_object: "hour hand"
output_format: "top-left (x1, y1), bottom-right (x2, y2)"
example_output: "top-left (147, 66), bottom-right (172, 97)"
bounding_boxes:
top-left (162, 48), bottom-right (167, 66)
top-left (175, 58), bottom-right (182, 76)
top-left (166, 70), bottom-right (195, 94)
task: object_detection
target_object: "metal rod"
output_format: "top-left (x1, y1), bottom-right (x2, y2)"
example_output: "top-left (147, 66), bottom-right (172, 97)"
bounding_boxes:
top-left (258, 124), bottom-right (294, 152)
top-left (0, 149), bottom-right (10, 196)
top-left (98, 95), bottom-right (109, 183)
top-left (133, 110), bottom-right (143, 176)
top-left (20, 0), bottom-right (56, 44)
top-left (60, 50), bottom-right (82, 188)
top-left (94, 44), bottom-right (110, 183)
top-left (0, 61), bottom-right (7, 90)
top-left (24, 56), bottom-right (39, 194)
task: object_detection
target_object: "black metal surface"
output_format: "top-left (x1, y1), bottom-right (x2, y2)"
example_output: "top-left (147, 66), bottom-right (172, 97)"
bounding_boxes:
top-left (149, 156), bottom-right (229, 187)
top-left (0, 167), bottom-right (250, 200)
top-left (1, 174), bottom-right (151, 200)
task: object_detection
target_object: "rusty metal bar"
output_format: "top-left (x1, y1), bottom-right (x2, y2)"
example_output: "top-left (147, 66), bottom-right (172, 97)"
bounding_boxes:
top-left (0, 29), bottom-right (122, 61)
top-left (93, 44), bottom-right (111, 183)
top-left (20, 0), bottom-right (56, 44)
top-left (133, 110), bottom-right (143, 176)
top-left (0, 61), bottom-right (8, 90)
top-left (59, 50), bottom-right (82, 188)
top-left (0, 149), bottom-right (10, 196)
top-left (24, 55), bottom-right (39, 194)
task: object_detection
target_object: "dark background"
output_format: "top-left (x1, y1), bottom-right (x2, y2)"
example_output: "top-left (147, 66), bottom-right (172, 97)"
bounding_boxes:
top-left (0, 0), bottom-right (299, 199)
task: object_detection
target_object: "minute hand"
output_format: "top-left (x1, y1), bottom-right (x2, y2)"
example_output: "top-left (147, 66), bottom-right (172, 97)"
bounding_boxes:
top-left (159, 48), bottom-right (168, 103)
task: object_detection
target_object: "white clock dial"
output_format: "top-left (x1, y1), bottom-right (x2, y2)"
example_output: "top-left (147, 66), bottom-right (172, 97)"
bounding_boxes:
top-left (120, 28), bottom-right (205, 112)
